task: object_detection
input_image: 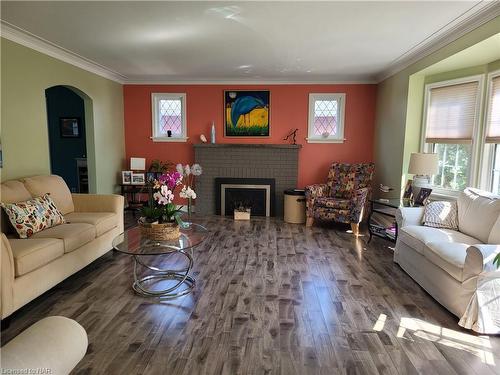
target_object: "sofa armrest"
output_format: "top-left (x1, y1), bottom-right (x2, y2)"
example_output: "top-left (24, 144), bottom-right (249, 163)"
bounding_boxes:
top-left (463, 244), bottom-right (500, 280)
top-left (1, 233), bottom-right (15, 319)
top-left (72, 194), bottom-right (124, 214)
top-left (395, 206), bottom-right (425, 228)
top-left (305, 183), bottom-right (329, 217)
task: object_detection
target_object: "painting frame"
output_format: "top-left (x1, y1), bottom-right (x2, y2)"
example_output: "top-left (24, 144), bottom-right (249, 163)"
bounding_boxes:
top-left (403, 179), bottom-right (413, 199)
top-left (414, 187), bottom-right (432, 206)
top-left (131, 172), bottom-right (146, 185)
top-left (122, 171), bottom-right (132, 185)
top-left (60, 117), bottom-right (81, 138)
top-left (224, 90), bottom-right (270, 137)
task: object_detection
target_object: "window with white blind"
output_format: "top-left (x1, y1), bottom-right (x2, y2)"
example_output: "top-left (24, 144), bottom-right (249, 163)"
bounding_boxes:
top-left (483, 73), bottom-right (500, 194)
top-left (422, 77), bottom-right (482, 192)
top-left (151, 93), bottom-right (187, 142)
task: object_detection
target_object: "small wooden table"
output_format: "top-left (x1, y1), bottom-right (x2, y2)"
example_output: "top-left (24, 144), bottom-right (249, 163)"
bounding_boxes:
top-left (119, 184), bottom-right (150, 214)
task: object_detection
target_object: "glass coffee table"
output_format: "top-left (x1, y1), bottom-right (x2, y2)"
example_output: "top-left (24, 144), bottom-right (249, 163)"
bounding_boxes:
top-left (112, 223), bottom-right (208, 299)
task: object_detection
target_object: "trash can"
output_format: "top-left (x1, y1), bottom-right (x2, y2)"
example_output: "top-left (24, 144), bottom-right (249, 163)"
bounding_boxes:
top-left (284, 189), bottom-right (306, 224)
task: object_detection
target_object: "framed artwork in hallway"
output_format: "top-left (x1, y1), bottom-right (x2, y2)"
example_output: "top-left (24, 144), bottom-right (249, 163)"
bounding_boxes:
top-left (224, 90), bottom-right (270, 137)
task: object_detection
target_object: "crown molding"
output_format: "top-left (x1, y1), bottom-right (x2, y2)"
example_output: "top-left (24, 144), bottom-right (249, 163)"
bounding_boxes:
top-left (124, 78), bottom-right (378, 85)
top-left (1, 21), bottom-right (127, 84)
top-left (376, 1), bottom-right (500, 82)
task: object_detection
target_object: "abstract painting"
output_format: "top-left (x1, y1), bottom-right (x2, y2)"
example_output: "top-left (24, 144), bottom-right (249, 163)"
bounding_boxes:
top-left (224, 90), bottom-right (270, 137)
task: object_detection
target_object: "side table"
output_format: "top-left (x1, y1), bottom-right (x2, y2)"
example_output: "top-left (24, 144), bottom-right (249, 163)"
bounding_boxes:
top-left (367, 199), bottom-right (414, 243)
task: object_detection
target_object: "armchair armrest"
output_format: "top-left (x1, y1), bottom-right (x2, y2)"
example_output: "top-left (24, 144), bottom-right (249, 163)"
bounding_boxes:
top-left (395, 206), bottom-right (425, 228)
top-left (1, 233), bottom-right (15, 319)
top-left (305, 183), bottom-right (329, 217)
top-left (463, 244), bottom-right (500, 281)
top-left (350, 187), bottom-right (370, 224)
top-left (72, 194), bottom-right (124, 214)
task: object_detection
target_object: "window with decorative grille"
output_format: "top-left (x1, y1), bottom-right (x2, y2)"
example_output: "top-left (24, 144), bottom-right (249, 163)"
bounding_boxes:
top-left (151, 93), bottom-right (187, 142)
top-left (307, 93), bottom-right (345, 143)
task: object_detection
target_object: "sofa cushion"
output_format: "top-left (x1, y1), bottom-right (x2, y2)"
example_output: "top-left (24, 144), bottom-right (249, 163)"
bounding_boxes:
top-left (9, 238), bottom-right (64, 276)
top-left (22, 175), bottom-right (74, 215)
top-left (488, 215), bottom-right (500, 244)
top-left (0, 180), bottom-right (34, 234)
top-left (65, 212), bottom-right (119, 237)
top-left (314, 197), bottom-right (351, 210)
top-left (1, 194), bottom-right (66, 239)
top-left (423, 201), bottom-right (458, 230)
top-left (0, 180), bottom-right (33, 204)
top-left (31, 223), bottom-right (95, 253)
top-left (399, 225), bottom-right (480, 255)
top-left (457, 188), bottom-right (500, 243)
top-left (424, 242), bottom-right (470, 282)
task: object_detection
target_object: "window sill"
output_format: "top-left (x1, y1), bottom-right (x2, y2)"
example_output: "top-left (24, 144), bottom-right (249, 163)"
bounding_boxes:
top-left (151, 137), bottom-right (189, 143)
top-left (306, 137), bottom-right (345, 144)
top-left (429, 188), bottom-right (460, 201)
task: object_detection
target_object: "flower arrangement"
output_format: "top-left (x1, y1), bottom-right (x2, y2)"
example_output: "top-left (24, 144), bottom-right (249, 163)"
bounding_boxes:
top-left (176, 163), bottom-right (202, 215)
top-left (140, 170), bottom-right (184, 225)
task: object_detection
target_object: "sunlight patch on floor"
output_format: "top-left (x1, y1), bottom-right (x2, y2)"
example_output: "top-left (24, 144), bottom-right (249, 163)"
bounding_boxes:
top-left (372, 315), bottom-right (495, 366)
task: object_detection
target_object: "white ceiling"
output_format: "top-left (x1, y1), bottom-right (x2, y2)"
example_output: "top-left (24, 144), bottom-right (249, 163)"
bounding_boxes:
top-left (1, 1), bottom-right (498, 83)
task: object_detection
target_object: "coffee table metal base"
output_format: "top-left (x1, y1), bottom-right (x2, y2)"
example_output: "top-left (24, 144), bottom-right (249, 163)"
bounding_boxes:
top-left (132, 250), bottom-right (195, 299)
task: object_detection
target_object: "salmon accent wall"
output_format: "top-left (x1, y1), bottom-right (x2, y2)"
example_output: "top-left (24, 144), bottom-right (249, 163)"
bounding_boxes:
top-left (123, 84), bottom-right (376, 188)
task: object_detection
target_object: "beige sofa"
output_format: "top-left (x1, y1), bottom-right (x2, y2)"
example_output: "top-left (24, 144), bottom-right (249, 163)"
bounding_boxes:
top-left (1, 316), bottom-right (88, 374)
top-left (1, 175), bottom-right (124, 319)
top-left (394, 188), bottom-right (500, 334)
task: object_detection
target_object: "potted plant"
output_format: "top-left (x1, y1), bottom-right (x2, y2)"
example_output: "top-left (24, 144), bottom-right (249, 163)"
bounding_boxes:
top-left (233, 201), bottom-right (251, 221)
top-left (138, 170), bottom-right (184, 240)
top-left (176, 163), bottom-right (203, 216)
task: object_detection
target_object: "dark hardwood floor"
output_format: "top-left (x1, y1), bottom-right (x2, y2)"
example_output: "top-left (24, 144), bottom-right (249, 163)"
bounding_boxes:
top-left (2, 215), bottom-right (499, 374)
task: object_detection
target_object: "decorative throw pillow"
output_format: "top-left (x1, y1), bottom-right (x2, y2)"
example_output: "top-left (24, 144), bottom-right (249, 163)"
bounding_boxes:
top-left (423, 201), bottom-right (459, 230)
top-left (1, 194), bottom-right (65, 238)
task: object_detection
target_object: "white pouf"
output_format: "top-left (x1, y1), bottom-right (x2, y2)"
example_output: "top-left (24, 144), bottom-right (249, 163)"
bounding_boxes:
top-left (1, 316), bottom-right (88, 375)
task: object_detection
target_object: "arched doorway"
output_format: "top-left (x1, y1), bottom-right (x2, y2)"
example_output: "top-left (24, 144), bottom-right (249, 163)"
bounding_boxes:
top-left (45, 85), bottom-right (95, 193)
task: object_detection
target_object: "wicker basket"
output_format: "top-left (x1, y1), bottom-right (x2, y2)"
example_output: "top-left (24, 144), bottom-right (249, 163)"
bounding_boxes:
top-left (139, 221), bottom-right (180, 241)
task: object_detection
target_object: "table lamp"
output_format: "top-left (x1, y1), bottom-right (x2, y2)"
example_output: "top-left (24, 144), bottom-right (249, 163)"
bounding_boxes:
top-left (408, 152), bottom-right (438, 196)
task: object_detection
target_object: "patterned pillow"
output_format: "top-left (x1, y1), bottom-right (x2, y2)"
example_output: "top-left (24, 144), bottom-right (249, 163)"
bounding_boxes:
top-left (1, 194), bottom-right (65, 238)
top-left (423, 201), bottom-right (459, 230)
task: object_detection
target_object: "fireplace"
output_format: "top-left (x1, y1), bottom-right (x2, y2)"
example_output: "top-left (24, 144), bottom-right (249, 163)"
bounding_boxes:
top-left (194, 144), bottom-right (301, 217)
top-left (215, 178), bottom-right (275, 217)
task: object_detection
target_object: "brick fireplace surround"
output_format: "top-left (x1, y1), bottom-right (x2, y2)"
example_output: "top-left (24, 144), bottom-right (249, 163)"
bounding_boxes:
top-left (194, 144), bottom-right (301, 217)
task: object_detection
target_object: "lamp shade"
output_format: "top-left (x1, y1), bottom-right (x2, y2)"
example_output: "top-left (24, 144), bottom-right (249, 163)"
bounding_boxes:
top-left (408, 153), bottom-right (438, 175)
top-left (130, 157), bottom-right (146, 171)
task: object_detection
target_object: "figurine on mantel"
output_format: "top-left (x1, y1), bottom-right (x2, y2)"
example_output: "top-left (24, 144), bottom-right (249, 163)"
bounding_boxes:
top-left (211, 121), bottom-right (216, 144)
top-left (283, 128), bottom-right (299, 145)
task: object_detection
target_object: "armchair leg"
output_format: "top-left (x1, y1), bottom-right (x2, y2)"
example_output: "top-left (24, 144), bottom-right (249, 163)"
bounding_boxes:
top-left (350, 223), bottom-right (360, 236)
top-left (306, 218), bottom-right (314, 227)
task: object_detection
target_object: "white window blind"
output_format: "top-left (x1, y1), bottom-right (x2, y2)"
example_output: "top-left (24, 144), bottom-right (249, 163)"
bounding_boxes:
top-left (425, 81), bottom-right (479, 143)
top-left (486, 75), bottom-right (500, 143)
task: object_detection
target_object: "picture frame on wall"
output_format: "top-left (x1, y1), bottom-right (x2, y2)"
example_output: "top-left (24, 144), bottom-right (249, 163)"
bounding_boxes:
top-left (131, 172), bottom-right (146, 185)
top-left (146, 172), bottom-right (156, 182)
top-left (224, 90), bottom-right (270, 137)
top-left (122, 171), bottom-right (132, 185)
top-left (60, 117), bottom-right (81, 138)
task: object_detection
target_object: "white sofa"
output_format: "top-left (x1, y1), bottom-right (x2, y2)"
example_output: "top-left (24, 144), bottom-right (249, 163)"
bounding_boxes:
top-left (394, 188), bottom-right (500, 334)
top-left (1, 175), bottom-right (124, 319)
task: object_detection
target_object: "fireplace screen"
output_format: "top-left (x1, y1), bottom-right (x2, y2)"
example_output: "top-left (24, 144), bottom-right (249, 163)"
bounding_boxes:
top-left (215, 178), bottom-right (275, 217)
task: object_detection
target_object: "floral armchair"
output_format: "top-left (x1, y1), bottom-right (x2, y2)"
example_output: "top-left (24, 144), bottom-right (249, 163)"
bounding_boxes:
top-left (305, 162), bottom-right (375, 235)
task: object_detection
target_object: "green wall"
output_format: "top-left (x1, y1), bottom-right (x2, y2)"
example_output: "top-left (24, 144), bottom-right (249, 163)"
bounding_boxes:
top-left (0, 38), bottom-right (125, 194)
top-left (373, 16), bottom-right (500, 198)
